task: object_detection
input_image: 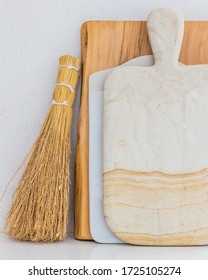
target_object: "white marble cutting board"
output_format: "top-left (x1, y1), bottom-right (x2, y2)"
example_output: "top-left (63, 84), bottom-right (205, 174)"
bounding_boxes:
top-left (89, 55), bottom-right (154, 243)
top-left (103, 8), bottom-right (208, 245)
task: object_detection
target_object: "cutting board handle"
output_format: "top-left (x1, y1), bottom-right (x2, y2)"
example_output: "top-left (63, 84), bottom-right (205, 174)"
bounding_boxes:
top-left (147, 8), bottom-right (184, 66)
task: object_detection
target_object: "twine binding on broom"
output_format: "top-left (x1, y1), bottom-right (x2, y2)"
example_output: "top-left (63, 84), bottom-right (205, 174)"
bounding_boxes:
top-left (59, 64), bottom-right (80, 71)
top-left (4, 54), bottom-right (81, 242)
top-left (52, 99), bottom-right (72, 108)
top-left (56, 82), bottom-right (75, 92)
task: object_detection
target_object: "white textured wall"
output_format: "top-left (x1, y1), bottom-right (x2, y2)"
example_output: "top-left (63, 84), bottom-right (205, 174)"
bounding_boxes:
top-left (0, 0), bottom-right (208, 232)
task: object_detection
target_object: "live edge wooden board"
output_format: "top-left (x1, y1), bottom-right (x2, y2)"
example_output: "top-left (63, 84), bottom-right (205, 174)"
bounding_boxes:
top-left (75, 19), bottom-right (208, 241)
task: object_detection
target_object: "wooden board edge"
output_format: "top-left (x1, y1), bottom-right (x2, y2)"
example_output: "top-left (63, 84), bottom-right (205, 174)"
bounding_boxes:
top-left (74, 22), bottom-right (93, 240)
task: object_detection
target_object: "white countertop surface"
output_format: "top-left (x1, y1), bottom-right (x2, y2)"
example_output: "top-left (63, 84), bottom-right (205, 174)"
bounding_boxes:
top-left (1, 233), bottom-right (208, 260)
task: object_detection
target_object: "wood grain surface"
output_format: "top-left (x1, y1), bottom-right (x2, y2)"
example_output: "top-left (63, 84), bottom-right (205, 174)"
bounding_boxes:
top-left (75, 20), bottom-right (208, 240)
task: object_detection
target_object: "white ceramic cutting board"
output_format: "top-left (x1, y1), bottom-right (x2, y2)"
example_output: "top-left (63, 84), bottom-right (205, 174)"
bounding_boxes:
top-left (89, 55), bottom-right (154, 243)
top-left (103, 8), bottom-right (208, 245)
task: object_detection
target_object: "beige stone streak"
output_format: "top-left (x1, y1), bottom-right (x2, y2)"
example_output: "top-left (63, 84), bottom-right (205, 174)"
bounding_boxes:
top-left (103, 169), bottom-right (208, 245)
top-left (116, 229), bottom-right (208, 246)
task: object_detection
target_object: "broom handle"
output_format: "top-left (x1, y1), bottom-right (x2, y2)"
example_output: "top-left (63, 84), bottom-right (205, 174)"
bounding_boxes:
top-left (53, 55), bottom-right (81, 107)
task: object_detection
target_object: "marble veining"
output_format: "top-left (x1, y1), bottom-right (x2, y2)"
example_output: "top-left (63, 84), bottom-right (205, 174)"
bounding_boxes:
top-left (103, 8), bottom-right (208, 245)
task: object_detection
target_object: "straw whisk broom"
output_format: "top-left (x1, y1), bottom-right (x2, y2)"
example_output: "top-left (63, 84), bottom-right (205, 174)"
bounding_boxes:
top-left (5, 54), bottom-right (81, 242)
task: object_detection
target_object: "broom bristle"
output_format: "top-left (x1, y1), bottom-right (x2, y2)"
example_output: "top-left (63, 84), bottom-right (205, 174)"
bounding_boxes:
top-left (5, 55), bottom-right (81, 242)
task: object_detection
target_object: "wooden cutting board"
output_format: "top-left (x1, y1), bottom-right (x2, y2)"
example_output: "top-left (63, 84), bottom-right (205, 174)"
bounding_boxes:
top-left (103, 8), bottom-right (208, 246)
top-left (75, 17), bottom-right (208, 241)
